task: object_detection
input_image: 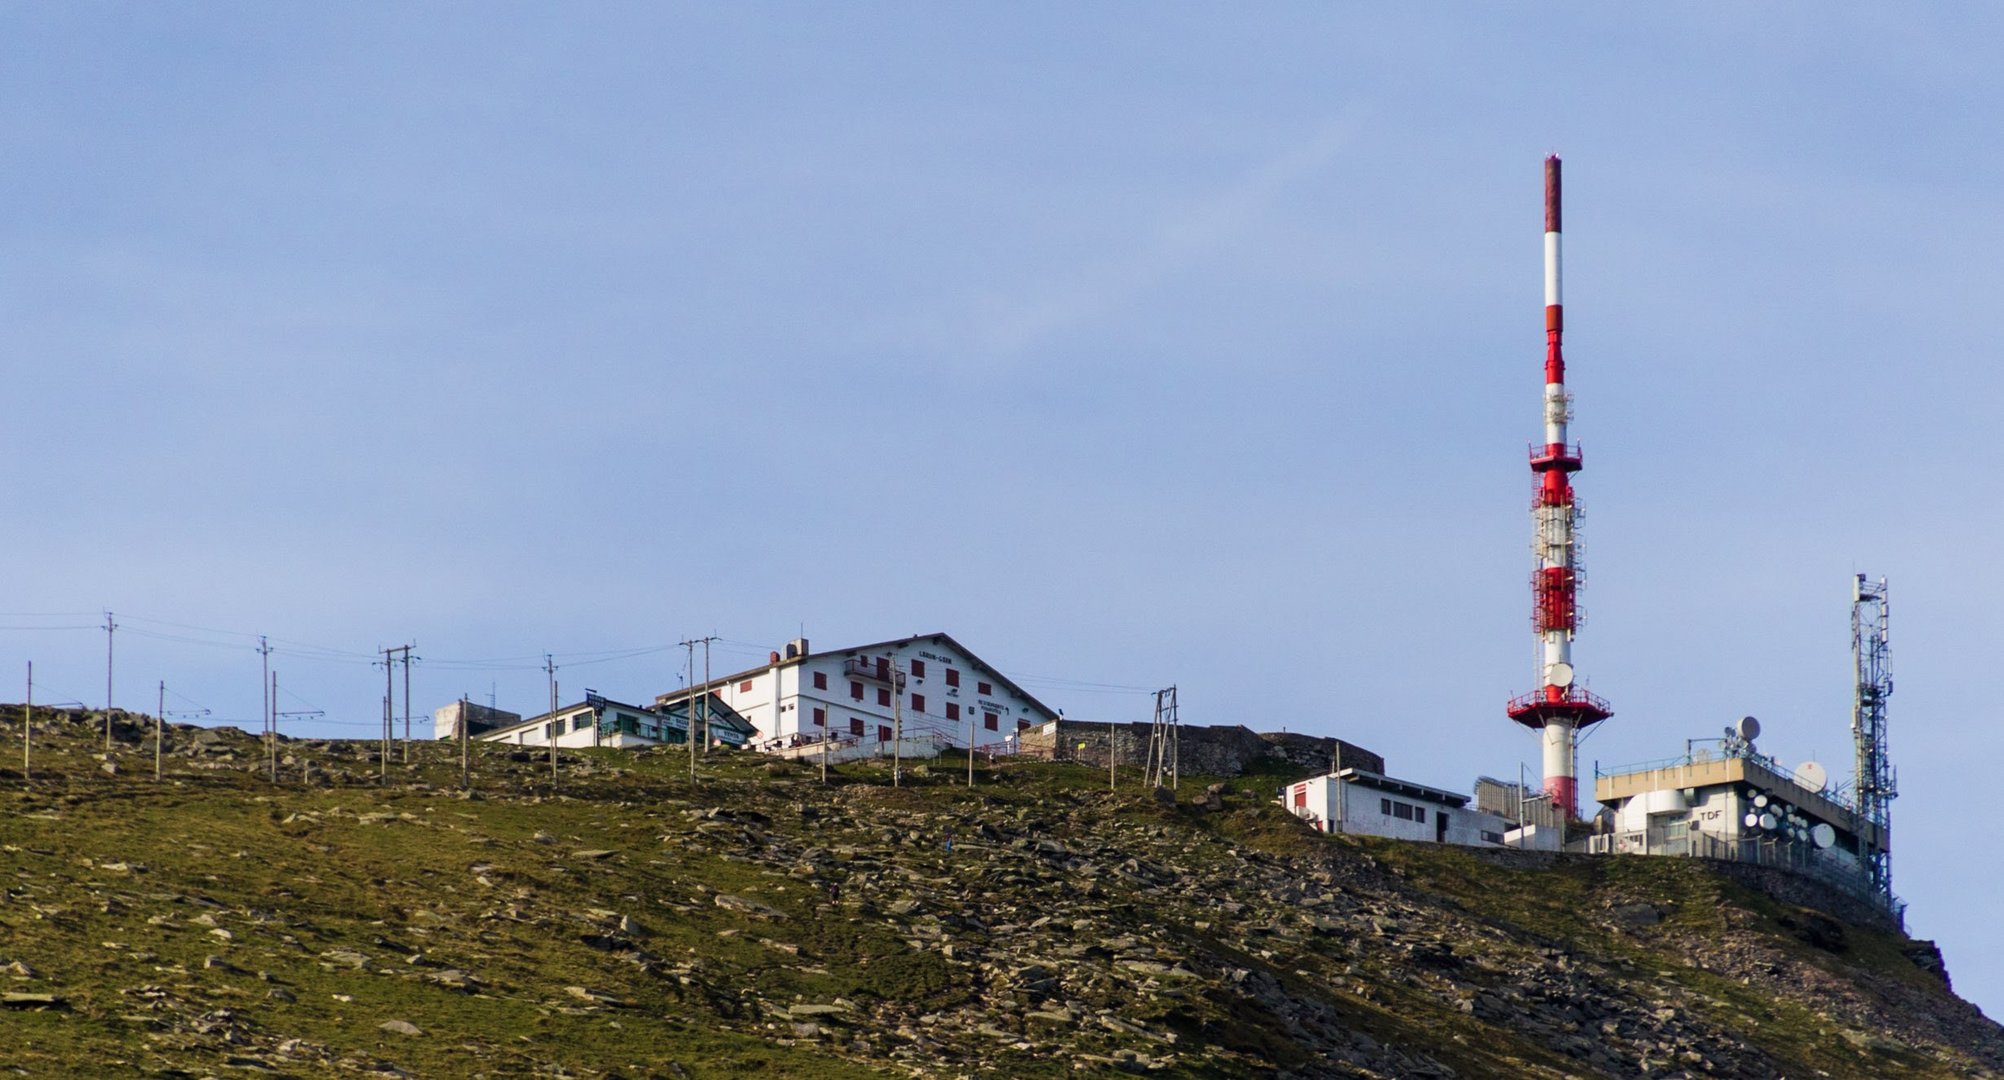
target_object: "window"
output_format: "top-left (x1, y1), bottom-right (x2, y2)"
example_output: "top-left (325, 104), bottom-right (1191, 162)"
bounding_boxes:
top-left (1017, 719), bottom-right (1031, 731)
top-left (911, 694), bottom-right (926, 713)
top-left (572, 714), bottom-right (591, 731)
top-left (877, 687), bottom-right (891, 707)
top-left (1381, 798), bottom-right (1392, 816)
top-left (1481, 831), bottom-right (1505, 845)
top-left (812, 707), bottom-right (826, 727)
top-left (850, 681), bottom-right (864, 701)
top-left (945, 669), bottom-right (960, 687)
top-left (849, 717), bottom-right (864, 736)
top-left (813, 672), bottom-right (828, 690)
top-left (978, 681), bottom-right (992, 696)
top-left (984, 712), bottom-right (998, 731)
top-left (911, 659), bottom-right (925, 678)
top-left (739, 679), bottom-right (754, 693)
top-left (878, 725), bottom-right (891, 743)
top-left (1415, 807), bottom-right (1426, 824)
top-left (946, 703), bottom-right (960, 721)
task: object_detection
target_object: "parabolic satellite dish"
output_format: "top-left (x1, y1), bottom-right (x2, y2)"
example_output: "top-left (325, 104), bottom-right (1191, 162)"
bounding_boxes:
top-left (1811, 823), bottom-right (1836, 849)
top-left (1752, 793), bottom-right (1769, 809)
top-left (1794, 761), bottom-right (1829, 794)
top-left (1743, 813), bottom-right (1760, 829)
top-left (1758, 812), bottom-right (1778, 831)
top-left (1547, 661), bottom-right (1575, 688)
top-left (1737, 716), bottom-right (1762, 742)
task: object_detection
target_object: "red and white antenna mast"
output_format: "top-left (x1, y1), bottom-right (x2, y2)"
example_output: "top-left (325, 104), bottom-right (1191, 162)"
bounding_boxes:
top-left (1507, 155), bottom-right (1611, 820)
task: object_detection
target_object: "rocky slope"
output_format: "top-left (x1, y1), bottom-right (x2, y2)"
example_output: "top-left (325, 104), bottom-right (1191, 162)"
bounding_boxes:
top-left (0, 707), bottom-right (1997, 1078)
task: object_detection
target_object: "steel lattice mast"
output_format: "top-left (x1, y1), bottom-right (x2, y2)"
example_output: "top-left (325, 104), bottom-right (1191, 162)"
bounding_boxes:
top-left (1507, 156), bottom-right (1611, 820)
top-left (1851, 574), bottom-right (1895, 898)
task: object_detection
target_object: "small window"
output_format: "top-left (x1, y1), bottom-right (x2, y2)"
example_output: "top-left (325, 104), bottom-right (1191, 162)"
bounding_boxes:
top-left (850, 681), bottom-right (864, 701)
top-left (1017, 719), bottom-right (1031, 731)
top-left (849, 717), bottom-right (864, 736)
top-left (813, 672), bottom-right (828, 690)
top-left (984, 712), bottom-right (998, 731)
top-left (572, 714), bottom-right (591, 731)
top-left (978, 681), bottom-right (992, 695)
top-left (739, 679), bottom-right (754, 693)
top-left (877, 687), bottom-right (891, 707)
top-left (945, 668), bottom-right (960, 687)
top-left (1415, 807), bottom-right (1426, 824)
top-left (878, 725), bottom-right (891, 743)
top-left (911, 694), bottom-right (926, 713)
top-left (812, 707), bottom-right (826, 727)
top-left (946, 703), bottom-right (960, 721)
top-left (1381, 798), bottom-right (1391, 816)
top-left (911, 659), bottom-right (925, 678)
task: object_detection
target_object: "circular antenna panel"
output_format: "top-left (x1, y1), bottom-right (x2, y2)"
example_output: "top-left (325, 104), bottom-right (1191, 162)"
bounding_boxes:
top-left (1743, 812), bottom-right (1760, 829)
top-left (1547, 661), bottom-right (1575, 689)
top-left (1752, 794), bottom-right (1769, 809)
top-left (1758, 812), bottom-right (1778, 831)
top-left (1811, 823), bottom-right (1836, 849)
top-left (1794, 761), bottom-right (1828, 794)
top-left (1737, 716), bottom-right (1762, 742)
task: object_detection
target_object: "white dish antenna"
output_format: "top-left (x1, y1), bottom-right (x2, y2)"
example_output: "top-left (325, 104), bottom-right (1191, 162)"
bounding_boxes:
top-left (1758, 812), bottom-right (1778, 831)
top-left (1811, 823), bottom-right (1836, 849)
top-left (1736, 716), bottom-right (1761, 742)
top-left (1742, 812), bottom-right (1760, 829)
top-left (1794, 761), bottom-right (1828, 794)
top-left (1752, 793), bottom-right (1769, 809)
top-left (1547, 661), bottom-right (1575, 688)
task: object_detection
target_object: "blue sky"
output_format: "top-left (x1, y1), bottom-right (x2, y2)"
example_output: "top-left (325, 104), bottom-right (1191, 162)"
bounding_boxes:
top-left (3, 5), bottom-right (2001, 1016)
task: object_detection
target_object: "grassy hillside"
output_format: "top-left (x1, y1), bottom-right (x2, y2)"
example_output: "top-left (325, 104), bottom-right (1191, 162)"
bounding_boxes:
top-left (0, 708), bottom-right (1997, 1078)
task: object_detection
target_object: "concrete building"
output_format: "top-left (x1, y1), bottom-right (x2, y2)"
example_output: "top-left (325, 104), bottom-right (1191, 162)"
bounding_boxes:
top-left (431, 700), bottom-right (521, 741)
top-left (1589, 748), bottom-right (1884, 900)
top-left (472, 691), bottom-right (755, 751)
top-left (1282, 768), bottom-right (1514, 847)
top-left (655, 633), bottom-right (1060, 756)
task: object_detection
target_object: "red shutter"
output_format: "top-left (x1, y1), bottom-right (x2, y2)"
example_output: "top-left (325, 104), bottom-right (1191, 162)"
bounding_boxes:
top-left (983, 712), bottom-right (998, 731)
top-left (850, 681), bottom-right (864, 700)
top-left (911, 659), bottom-right (925, 678)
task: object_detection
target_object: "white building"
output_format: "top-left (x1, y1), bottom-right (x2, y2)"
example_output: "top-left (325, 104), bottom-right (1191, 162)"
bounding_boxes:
top-left (1589, 749), bottom-right (1883, 897)
top-left (1281, 768), bottom-right (1514, 847)
top-left (471, 692), bottom-right (755, 751)
top-left (655, 633), bottom-right (1061, 756)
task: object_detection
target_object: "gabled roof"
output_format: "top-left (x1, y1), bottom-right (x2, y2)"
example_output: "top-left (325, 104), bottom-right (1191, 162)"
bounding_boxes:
top-left (1330, 768), bottom-right (1472, 808)
top-left (657, 632), bottom-right (1061, 720)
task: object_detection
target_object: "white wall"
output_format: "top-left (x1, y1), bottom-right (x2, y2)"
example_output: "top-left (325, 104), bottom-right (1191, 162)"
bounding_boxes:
top-left (1281, 776), bottom-right (1507, 848)
top-left (712, 638), bottom-right (1055, 751)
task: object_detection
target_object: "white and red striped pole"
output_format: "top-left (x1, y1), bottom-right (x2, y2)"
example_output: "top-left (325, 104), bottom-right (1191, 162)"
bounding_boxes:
top-left (1509, 155), bottom-right (1611, 820)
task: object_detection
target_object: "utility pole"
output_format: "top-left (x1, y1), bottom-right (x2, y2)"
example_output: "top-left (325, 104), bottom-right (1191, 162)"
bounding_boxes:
top-left (545, 652), bottom-right (558, 787)
top-left (155, 681), bottom-right (164, 782)
top-left (402, 645), bottom-right (414, 765)
top-left (892, 659), bottom-right (904, 788)
top-left (459, 694), bottom-right (470, 790)
top-left (103, 610), bottom-right (115, 750)
top-left (679, 636), bottom-right (719, 762)
top-left (967, 701), bottom-right (975, 788)
top-left (269, 672), bottom-right (280, 782)
top-left (258, 636), bottom-right (271, 771)
top-left (379, 644), bottom-right (411, 782)
top-left (1145, 686), bottom-right (1179, 791)
top-left (1109, 715), bottom-right (1116, 791)
top-left (23, 661), bottom-right (31, 783)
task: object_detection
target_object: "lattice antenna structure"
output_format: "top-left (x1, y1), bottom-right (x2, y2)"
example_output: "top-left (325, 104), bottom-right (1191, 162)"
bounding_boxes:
top-left (1506, 155), bottom-right (1612, 820)
top-left (1144, 686), bottom-right (1179, 791)
top-left (1851, 574), bottom-right (1896, 898)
